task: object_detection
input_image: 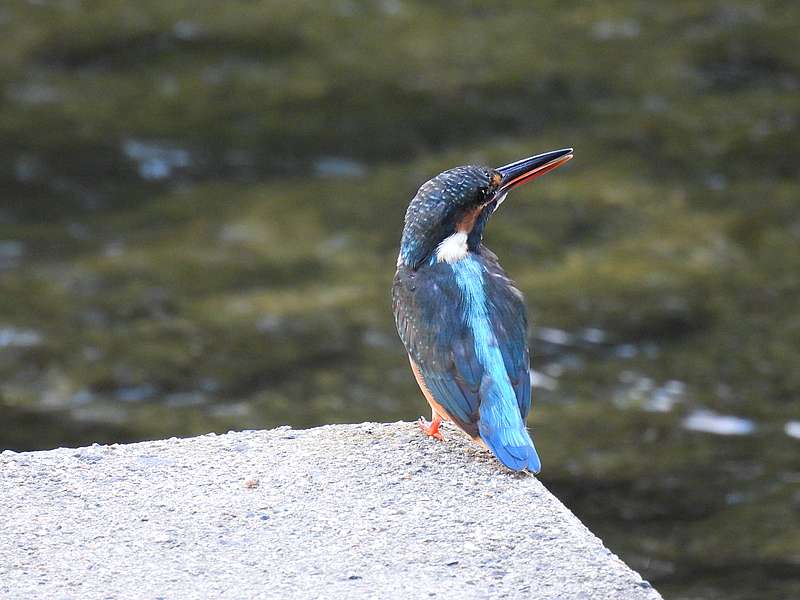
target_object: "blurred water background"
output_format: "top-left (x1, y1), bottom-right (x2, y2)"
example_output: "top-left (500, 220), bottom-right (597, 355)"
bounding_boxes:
top-left (1, 1), bottom-right (799, 598)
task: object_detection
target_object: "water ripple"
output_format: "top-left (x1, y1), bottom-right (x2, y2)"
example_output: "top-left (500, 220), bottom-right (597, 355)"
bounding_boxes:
top-left (683, 410), bottom-right (756, 436)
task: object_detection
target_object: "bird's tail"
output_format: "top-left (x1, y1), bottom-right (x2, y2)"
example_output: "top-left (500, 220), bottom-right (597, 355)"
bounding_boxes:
top-left (478, 382), bottom-right (541, 473)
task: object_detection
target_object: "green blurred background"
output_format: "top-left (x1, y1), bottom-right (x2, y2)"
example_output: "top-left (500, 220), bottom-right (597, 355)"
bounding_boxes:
top-left (1, 1), bottom-right (798, 598)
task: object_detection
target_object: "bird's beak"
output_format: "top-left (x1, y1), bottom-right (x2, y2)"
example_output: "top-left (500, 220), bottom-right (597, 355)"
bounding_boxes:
top-left (496, 148), bottom-right (573, 194)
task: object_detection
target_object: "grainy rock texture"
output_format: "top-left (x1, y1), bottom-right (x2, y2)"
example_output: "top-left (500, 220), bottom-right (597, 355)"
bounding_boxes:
top-left (0, 422), bottom-right (661, 600)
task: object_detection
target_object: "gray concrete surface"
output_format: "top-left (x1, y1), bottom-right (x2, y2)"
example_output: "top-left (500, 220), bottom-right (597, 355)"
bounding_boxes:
top-left (0, 422), bottom-right (662, 600)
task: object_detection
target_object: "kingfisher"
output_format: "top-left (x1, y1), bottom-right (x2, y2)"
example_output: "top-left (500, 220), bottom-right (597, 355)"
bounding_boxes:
top-left (392, 148), bottom-right (573, 473)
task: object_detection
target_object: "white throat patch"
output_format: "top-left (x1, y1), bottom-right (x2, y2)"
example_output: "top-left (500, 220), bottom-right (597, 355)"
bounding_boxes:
top-left (436, 231), bottom-right (469, 264)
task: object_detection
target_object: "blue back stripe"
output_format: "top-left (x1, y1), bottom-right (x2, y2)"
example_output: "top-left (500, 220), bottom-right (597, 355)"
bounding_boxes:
top-left (451, 257), bottom-right (529, 448)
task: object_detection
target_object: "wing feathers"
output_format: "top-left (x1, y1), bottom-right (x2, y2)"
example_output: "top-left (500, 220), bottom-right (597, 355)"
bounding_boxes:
top-left (392, 251), bottom-right (532, 445)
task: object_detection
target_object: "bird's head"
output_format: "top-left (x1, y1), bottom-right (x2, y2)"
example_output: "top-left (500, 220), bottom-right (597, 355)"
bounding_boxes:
top-left (397, 148), bottom-right (573, 269)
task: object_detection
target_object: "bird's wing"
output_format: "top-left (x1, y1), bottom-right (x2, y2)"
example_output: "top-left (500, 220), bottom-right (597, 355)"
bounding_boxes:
top-left (415, 334), bottom-right (483, 437)
top-left (392, 256), bottom-right (531, 435)
top-left (393, 263), bottom-right (481, 436)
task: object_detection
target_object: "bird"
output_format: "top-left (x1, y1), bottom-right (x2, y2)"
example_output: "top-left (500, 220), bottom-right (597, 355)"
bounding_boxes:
top-left (392, 148), bottom-right (573, 472)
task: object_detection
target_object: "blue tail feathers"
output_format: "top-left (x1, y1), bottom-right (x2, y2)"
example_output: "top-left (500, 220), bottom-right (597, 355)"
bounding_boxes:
top-left (478, 379), bottom-right (541, 473)
top-left (479, 419), bottom-right (541, 473)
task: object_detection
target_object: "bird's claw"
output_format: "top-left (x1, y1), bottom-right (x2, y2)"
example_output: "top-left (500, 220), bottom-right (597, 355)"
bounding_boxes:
top-left (418, 415), bottom-right (444, 441)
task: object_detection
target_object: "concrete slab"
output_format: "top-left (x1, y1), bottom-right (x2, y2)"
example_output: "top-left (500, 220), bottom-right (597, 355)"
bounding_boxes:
top-left (0, 422), bottom-right (662, 599)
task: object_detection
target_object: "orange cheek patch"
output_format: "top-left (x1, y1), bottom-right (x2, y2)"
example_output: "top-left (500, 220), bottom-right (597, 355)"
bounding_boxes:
top-left (456, 206), bottom-right (483, 233)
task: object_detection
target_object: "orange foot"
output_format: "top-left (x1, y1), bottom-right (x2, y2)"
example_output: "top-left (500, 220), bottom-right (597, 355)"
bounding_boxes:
top-left (418, 412), bottom-right (444, 441)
